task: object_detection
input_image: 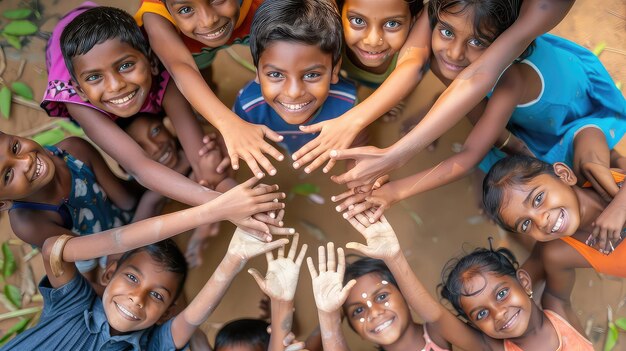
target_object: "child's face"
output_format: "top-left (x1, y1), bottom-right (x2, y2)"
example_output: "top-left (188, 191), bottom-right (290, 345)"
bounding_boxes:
top-left (102, 250), bottom-right (182, 333)
top-left (125, 117), bottom-right (179, 169)
top-left (343, 273), bottom-right (410, 346)
top-left (430, 6), bottom-right (488, 81)
top-left (342, 0), bottom-right (412, 70)
top-left (257, 41), bottom-right (339, 125)
top-left (0, 133), bottom-right (56, 201)
top-left (459, 271), bottom-right (533, 340)
top-left (498, 173), bottom-right (580, 241)
top-left (217, 344), bottom-right (264, 351)
top-left (165, 0), bottom-right (239, 48)
top-left (71, 39), bottom-right (153, 118)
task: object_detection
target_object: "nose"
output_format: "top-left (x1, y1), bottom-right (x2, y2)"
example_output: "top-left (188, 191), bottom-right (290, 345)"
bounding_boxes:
top-left (534, 210), bottom-right (551, 232)
top-left (284, 78), bottom-right (306, 99)
top-left (143, 139), bottom-right (161, 159)
top-left (129, 292), bottom-right (145, 309)
top-left (495, 305), bottom-right (509, 326)
top-left (367, 302), bottom-right (385, 321)
top-left (106, 72), bottom-right (127, 93)
top-left (15, 153), bottom-right (33, 175)
top-left (363, 27), bottom-right (383, 47)
top-left (446, 39), bottom-right (466, 62)
top-left (197, 5), bottom-right (220, 29)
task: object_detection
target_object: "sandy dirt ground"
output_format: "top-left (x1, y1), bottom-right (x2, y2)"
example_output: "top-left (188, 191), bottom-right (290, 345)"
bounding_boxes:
top-left (0, 0), bottom-right (624, 349)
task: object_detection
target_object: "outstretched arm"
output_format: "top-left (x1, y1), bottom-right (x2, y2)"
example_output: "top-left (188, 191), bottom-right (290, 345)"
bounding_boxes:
top-left (171, 228), bottom-right (290, 348)
top-left (330, 0), bottom-right (576, 187)
top-left (142, 13), bottom-right (285, 178)
top-left (345, 214), bottom-right (491, 350)
top-left (291, 9), bottom-right (432, 173)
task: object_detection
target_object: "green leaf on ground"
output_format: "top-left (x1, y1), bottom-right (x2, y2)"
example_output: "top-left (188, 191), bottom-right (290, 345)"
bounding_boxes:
top-left (0, 86), bottom-right (11, 119)
top-left (2, 242), bottom-right (16, 277)
top-left (616, 317), bottom-right (626, 331)
top-left (1, 33), bottom-right (21, 50)
top-left (2, 9), bottom-right (32, 20)
top-left (10, 82), bottom-right (33, 100)
top-left (3, 20), bottom-right (38, 36)
top-left (0, 317), bottom-right (31, 345)
top-left (4, 285), bottom-right (21, 309)
top-left (291, 183), bottom-right (320, 196)
top-left (604, 322), bottom-right (618, 351)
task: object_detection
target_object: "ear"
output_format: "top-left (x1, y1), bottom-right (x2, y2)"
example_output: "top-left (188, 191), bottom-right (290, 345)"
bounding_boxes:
top-left (71, 80), bottom-right (90, 102)
top-left (254, 69), bottom-right (260, 84)
top-left (100, 260), bottom-right (118, 286)
top-left (515, 269), bottom-right (533, 295)
top-left (331, 58), bottom-right (342, 85)
top-left (553, 162), bottom-right (577, 186)
top-left (0, 200), bottom-right (13, 212)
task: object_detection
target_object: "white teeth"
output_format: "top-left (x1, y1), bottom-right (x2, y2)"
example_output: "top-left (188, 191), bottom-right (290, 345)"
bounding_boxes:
top-left (374, 319), bottom-right (393, 333)
top-left (116, 302), bottom-right (139, 320)
top-left (108, 91), bottom-right (136, 105)
top-left (33, 157), bottom-right (42, 180)
top-left (158, 150), bottom-right (171, 164)
top-left (551, 210), bottom-right (564, 233)
top-left (279, 101), bottom-right (311, 111)
top-left (199, 22), bottom-right (228, 39)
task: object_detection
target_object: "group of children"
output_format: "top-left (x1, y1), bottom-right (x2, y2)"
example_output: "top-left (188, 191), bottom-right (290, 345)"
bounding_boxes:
top-left (1, 0), bottom-right (625, 349)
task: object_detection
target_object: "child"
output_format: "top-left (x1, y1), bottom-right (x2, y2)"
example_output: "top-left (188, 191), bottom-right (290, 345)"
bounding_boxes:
top-left (289, 0), bottom-right (433, 172)
top-left (338, 214), bottom-right (593, 351)
top-left (233, 0), bottom-right (360, 157)
top-left (135, 0), bottom-right (287, 178)
top-left (214, 319), bottom-right (270, 351)
top-left (43, 4), bottom-right (279, 238)
top-left (483, 155), bottom-right (626, 275)
top-left (327, 0), bottom-right (577, 189)
top-left (3, 177), bottom-right (289, 349)
top-left (333, 0), bottom-right (626, 221)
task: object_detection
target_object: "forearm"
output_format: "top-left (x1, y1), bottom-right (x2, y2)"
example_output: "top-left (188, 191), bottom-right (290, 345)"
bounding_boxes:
top-left (131, 190), bottom-right (166, 222)
top-left (172, 253), bottom-right (244, 348)
top-left (317, 310), bottom-right (350, 351)
top-left (269, 299), bottom-right (295, 351)
top-left (62, 200), bottom-right (225, 262)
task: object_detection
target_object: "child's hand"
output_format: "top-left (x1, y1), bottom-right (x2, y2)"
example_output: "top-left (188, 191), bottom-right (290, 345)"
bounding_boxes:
top-left (589, 200), bottom-right (626, 254)
top-left (199, 133), bottom-right (231, 175)
top-left (332, 177), bottom-right (393, 222)
top-left (252, 208), bottom-right (296, 236)
top-left (307, 242), bottom-right (356, 313)
top-left (248, 233), bottom-right (308, 302)
top-left (185, 223), bottom-right (220, 268)
top-left (330, 146), bottom-right (397, 189)
top-left (221, 119), bottom-right (285, 178)
top-left (345, 213), bottom-right (401, 260)
top-left (227, 228), bottom-right (289, 264)
top-left (211, 177), bottom-right (286, 241)
top-left (292, 116), bottom-right (362, 174)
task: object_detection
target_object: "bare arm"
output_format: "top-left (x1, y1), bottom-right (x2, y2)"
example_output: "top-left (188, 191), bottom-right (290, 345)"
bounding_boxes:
top-left (142, 13), bottom-right (284, 177)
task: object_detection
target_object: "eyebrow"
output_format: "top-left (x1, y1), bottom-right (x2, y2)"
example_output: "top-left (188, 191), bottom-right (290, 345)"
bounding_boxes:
top-left (262, 63), bottom-right (327, 73)
top-left (346, 10), bottom-right (407, 21)
top-left (468, 282), bottom-right (506, 317)
top-left (513, 186), bottom-right (539, 230)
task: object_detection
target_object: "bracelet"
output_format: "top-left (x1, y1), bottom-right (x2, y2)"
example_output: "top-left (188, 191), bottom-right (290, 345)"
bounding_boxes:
top-left (50, 234), bottom-right (74, 278)
top-left (497, 131), bottom-right (512, 150)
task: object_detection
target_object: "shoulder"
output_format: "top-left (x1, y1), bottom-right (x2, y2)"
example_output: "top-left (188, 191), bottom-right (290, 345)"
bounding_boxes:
top-left (540, 239), bottom-right (587, 271)
top-left (327, 77), bottom-right (358, 105)
top-left (235, 80), bottom-right (266, 113)
top-left (145, 318), bottom-right (179, 350)
top-left (56, 137), bottom-right (100, 167)
top-left (9, 210), bottom-right (63, 247)
top-left (134, 0), bottom-right (175, 27)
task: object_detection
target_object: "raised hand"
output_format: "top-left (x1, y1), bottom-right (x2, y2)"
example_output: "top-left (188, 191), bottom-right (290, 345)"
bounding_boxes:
top-left (227, 228), bottom-right (289, 264)
top-left (330, 146), bottom-right (401, 188)
top-left (248, 233), bottom-right (308, 302)
top-left (307, 243), bottom-right (356, 313)
top-left (210, 177), bottom-right (286, 240)
top-left (221, 119), bottom-right (285, 178)
top-left (292, 116), bottom-right (362, 174)
top-left (345, 213), bottom-right (401, 260)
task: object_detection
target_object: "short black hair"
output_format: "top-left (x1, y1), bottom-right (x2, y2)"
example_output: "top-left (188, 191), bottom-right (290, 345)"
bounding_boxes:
top-left (336, 0), bottom-right (424, 18)
top-left (116, 239), bottom-right (188, 302)
top-left (116, 112), bottom-right (161, 132)
top-left (60, 6), bottom-right (151, 81)
top-left (482, 155), bottom-right (555, 231)
top-left (249, 0), bottom-right (342, 67)
top-left (343, 256), bottom-right (399, 289)
top-left (428, 0), bottom-right (534, 59)
top-left (214, 319), bottom-right (270, 351)
top-left (439, 245), bottom-right (518, 320)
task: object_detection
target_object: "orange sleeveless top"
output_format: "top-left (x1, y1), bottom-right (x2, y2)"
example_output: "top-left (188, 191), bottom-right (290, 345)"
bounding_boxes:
top-left (503, 310), bottom-right (592, 351)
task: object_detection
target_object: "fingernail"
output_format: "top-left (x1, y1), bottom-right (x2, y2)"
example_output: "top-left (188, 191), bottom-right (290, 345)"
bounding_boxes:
top-left (330, 150), bottom-right (338, 157)
top-left (278, 155), bottom-right (284, 161)
top-left (335, 205), bottom-right (341, 212)
top-left (270, 212), bottom-right (276, 218)
top-left (293, 162), bottom-right (300, 169)
top-left (270, 169), bottom-right (277, 176)
top-left (343, 213), bottom-right (348, 219)
top-left (323, 168), bottom-right (328, 173)
top-left (331, 196), bottom-right (336, 202)
top-left (257, 172), bottom-right (265, 178)
top-left (279, 221), bottom-right (284, 226)
top-left (369, 218), bottom-right (375, 223)
top-left (348, 205), bottom-right (354, 210)
top-left (289, 228), bottom-right (295, 234)
top-left (233, 165), bottom-right (239, 170)
top-left (292, 154), bottom-right (298, 161)
top-left (304, 168), bottom-right (310, 173)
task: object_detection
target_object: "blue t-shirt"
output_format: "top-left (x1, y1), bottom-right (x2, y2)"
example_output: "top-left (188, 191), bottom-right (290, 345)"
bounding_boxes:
top-left (233, 77), bottom-right (357, 154)
top-left (4, 274), bottom-right (177, 350)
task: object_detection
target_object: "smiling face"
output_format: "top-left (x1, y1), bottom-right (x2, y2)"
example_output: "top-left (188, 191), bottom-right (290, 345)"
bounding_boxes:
top-left (125, 115), bottom-right (179, 169)
top-left (71, 39), bottom-right (153, 118)
top-left (343, 273), bottom-right (411, 346)
top-left (498, 172), bottom-right (581, 241)
top-left (102, 251), bottom-right (182, 334)
top-left (430, 6), bottom-right (489, 81)
top-left (342, 0), bottom-right (412, 73)
top-left (257, 41), bottom-right (339, 125)
top-left (459, 271), bottom-right (533, 339)
top-left (165, 0), bottom-right (239, 48)
top-left (0, 133), bottom-right (56, 201)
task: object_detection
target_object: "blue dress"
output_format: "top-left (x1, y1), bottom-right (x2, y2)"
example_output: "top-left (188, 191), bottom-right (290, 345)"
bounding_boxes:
top-left (479, 34), bottom-right (626, 172)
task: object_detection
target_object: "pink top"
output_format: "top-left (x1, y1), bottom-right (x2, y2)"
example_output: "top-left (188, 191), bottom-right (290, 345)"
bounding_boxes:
top-left (503, 310), bottom-right (593, 351)
top-left (422, 325), bottom-right (449, 351)
top-left (41, 2), bottom-right (169, 121)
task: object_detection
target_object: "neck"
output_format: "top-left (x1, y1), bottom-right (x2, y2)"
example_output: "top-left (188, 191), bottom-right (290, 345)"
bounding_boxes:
top-left (383, 321), bottom-right (422, 351)
top-left (507, 303), bottom-right (550, 349)
top-left (572, 186), bottom-right (606, 237)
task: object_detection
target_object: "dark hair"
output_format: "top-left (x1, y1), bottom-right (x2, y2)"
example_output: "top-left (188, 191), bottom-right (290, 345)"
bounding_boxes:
top-left (440, 245), bottom-right (519, 320)
top-left (428, 0), bottom-right (533, 59)
top-left (214, 319), bottom-right (270, 351)
top-left (343, 256), bottom-right (399, 289)
top-left (116, 239), bottom-right (188, 301)
top-left (250, 0), bottom-right (342, 67)
top-left (60, 6), bottom-right (152, 81)
top-left (336, 0), bottom-right (424, 18)
top-left (482, 155), bottom-right (555, 231)
top-left (116, 112), bottom-right (162, 132)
